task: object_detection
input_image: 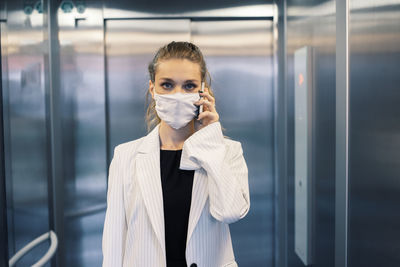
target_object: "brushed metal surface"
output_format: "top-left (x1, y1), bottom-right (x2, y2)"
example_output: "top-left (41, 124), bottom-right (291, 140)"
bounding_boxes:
top-left (103, 3), bottom-right (275, 19)
top-left (335, 1), bottom-right (349, 266)
top-left (286, 1), bottom-right (337, 266)
top-left (56, 3), bottom-right (107, 266)
top-left (1, 0), bottom-right (50, 265)
top-left (348, 1), bottom-right (400, 266)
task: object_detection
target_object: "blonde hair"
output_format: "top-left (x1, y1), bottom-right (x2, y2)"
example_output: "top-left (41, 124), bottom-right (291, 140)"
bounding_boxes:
top-left (146, 41), bottom-right (227, 136)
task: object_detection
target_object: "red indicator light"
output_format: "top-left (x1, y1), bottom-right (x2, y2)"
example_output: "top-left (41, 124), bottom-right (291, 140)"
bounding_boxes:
top-left (298, 73), bottom-right (304, 86)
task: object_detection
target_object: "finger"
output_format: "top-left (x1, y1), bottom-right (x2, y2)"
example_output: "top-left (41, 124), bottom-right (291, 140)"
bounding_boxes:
top-left (197, 110), bottom-right (213, 121)
top-left (195, 99), bottom-right (215, 112)
top-left (197, 110), bottom-right (219, 122)
top-left (199, 88), bottom-right (215, 103)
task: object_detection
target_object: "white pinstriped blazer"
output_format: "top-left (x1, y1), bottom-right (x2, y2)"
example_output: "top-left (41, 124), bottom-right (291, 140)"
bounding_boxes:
top-left (102, 121), bottom-right (250, 267)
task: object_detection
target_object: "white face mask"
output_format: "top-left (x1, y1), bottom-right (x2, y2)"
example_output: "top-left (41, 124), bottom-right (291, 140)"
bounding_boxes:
top-left (154, 91), bottom-right (200, 129)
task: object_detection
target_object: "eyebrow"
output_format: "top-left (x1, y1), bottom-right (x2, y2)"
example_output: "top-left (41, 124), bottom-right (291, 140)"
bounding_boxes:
top-left (159, 77), bottom-right (200, 83)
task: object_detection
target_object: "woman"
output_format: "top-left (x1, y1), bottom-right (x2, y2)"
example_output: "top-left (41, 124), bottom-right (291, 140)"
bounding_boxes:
top-left (102, 41), bottom-right (250, 267)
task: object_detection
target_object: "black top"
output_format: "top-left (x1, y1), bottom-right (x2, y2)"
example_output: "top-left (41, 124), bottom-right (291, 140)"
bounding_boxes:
top-left (160, 149), bottom-right (195, 267)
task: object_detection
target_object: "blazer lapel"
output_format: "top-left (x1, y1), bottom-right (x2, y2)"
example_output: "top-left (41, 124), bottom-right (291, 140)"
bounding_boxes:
top-left (186, 168), bottom-right (208, 247)
top-left (136, 124), bottom-right (165, 256)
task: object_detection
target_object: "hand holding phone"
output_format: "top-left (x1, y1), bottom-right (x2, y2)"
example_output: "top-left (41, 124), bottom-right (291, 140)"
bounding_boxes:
top-left (194, 81), bottom-right (220, 129)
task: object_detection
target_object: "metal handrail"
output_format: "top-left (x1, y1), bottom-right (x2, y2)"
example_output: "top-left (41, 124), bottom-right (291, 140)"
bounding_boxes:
top-left (9, 230), bottom-right (58, 267)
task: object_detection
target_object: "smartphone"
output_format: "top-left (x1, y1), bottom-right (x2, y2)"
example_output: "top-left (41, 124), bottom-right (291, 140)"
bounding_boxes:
top-left (196, 82), bottom-right (205, 119)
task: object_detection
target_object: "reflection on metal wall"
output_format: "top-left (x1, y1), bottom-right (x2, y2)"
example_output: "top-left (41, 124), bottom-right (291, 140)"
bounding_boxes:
top-left (286, 1), bottom-right (336, 266)
top-left (348, 1), bottom-right (400, 266)
top-left (1, 0), bottom-right (50, 265)
top-left (2, 1), bottom-right (109, 266)
top-left (106, 18), bottom-right (275, 266)
top-left (281, 0), bottom-right (400, 266)
top-left (57, 3), bottom-right (107, 266)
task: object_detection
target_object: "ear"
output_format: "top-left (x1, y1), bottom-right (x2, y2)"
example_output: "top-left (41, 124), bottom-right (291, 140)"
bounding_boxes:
top-left (149, 80), bottom-right (155, 99)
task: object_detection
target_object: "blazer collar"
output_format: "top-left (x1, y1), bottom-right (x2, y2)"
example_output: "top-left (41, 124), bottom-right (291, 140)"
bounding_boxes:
top-left (137, 123), bottom-right (161, 154)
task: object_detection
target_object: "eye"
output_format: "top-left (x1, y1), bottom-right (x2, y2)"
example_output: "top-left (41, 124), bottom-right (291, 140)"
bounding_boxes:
top-left (161, 82), bottom-right (173, 89)
top-left (184, 83), bottom-right (197, 90)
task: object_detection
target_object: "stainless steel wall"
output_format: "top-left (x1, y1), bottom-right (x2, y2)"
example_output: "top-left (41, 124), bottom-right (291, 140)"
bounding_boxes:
top-left (277, 0), bottom-right (400, 266)
top-left (282, 1), bottom-right (336, 266)
top-left (348, 1), bottom-right (400, 266)
top-left (1, 0), bottom-right (108, 266)
top-left (1, 0), bottom-right (51, 265)
top-left (57, 3), bottom-right (107, 266)
top-left (1, 2), bottom-right (10, 263)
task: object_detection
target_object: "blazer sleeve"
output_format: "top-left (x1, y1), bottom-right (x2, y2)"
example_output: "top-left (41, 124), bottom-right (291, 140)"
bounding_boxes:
top-left (102, 145), bottom-right (127, 266)
top-left (180, 121), bottom-right (250, 224)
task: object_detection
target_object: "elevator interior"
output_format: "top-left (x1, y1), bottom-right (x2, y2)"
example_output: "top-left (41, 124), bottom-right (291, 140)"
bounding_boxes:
top-left (1, 0), bottom-right (400, 267)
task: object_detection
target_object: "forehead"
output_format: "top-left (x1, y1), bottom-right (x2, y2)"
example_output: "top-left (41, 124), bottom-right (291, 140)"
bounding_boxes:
top-left (155, 59), bottom-right (201, 80)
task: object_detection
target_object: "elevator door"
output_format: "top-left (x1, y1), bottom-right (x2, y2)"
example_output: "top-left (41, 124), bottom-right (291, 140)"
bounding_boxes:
top-left (105, 19), bottom-right (275, 266)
